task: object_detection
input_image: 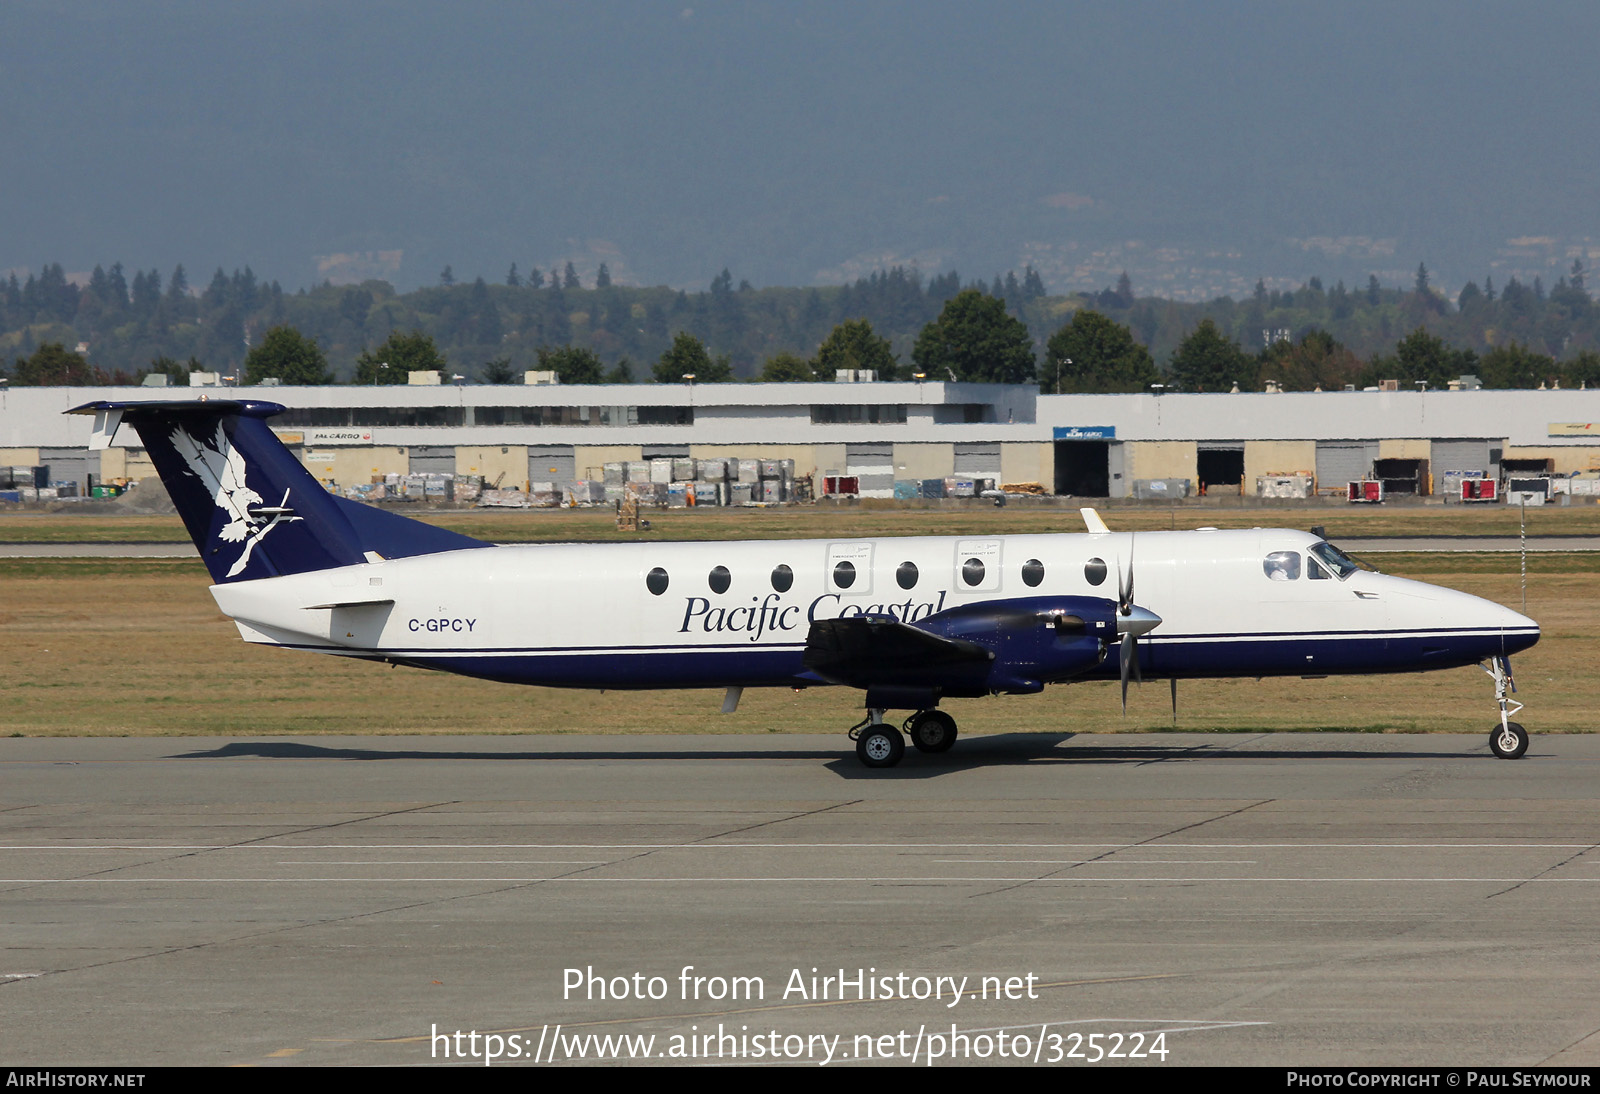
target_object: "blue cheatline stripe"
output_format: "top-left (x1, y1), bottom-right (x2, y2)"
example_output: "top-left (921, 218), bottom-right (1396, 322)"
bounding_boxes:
top-left (270, 626), bottom-right (1528, 658)
top-left (274, 641), bottom-right (810, 656)
top-left (260, 627), bottom-right (1533, 689)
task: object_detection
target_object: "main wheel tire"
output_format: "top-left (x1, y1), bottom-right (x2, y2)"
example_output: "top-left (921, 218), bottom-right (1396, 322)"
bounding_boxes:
top-left (856, 725), bottom-right (905, 768)
top-left (1490, 721), bottom-right (1529, 760)
top-left (908, 710), bottom-right (958, 754)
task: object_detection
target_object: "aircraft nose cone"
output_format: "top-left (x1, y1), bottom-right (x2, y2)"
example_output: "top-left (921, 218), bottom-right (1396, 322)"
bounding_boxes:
top-left (1498, 604), bottom-right (1540, 655)
top-left (1117, 605), bottom-right (1162, 637)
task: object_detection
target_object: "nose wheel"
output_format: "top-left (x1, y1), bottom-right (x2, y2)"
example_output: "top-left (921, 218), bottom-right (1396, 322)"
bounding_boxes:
top-left (1490, 721), bottom-right (1528, 760)
top-left (1481, 656), bottom-right (1529, 760)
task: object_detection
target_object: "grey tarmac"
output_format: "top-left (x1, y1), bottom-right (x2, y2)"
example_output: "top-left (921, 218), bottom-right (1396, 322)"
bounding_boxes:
top-left (5, 731), bottom-right (1600, 1067)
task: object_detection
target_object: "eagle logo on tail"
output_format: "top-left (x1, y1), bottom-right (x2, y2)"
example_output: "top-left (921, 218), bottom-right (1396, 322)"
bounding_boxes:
top-left (170, 423), bottom-right (302, 578)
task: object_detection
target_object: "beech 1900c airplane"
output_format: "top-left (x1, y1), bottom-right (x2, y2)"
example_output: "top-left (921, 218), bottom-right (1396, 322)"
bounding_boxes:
top-left (72, 399), bottom-right (1542, 767)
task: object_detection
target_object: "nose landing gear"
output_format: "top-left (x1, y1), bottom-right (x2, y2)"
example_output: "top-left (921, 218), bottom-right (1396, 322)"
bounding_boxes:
top-left (1482, 656), bottom-right (1529, 760)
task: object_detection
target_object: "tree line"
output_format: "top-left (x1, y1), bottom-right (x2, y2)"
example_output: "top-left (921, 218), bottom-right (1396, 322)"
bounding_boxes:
top-left (3, 257), bottom-right (1597, 391)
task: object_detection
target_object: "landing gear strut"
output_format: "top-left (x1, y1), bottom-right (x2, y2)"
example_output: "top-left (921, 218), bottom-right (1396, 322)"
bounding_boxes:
top-left (850, 708), bottom-right (959, 767)
top-left (1482, 656), bottom-right (1529, 760)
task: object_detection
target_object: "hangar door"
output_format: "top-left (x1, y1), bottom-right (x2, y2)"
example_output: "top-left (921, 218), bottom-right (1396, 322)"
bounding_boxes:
top-left (953, 443), bottom-right (1001, 479)
top-left (408, 446), bottom-right (456, 476)
top-left (528, 445), bottom-right (577, 487)
top-left (1053, 440), bottom-right (1110, 497)
top-left (1197, 441), bottom-right (1245, 495)
top-left (1432, 439), bottom-right (1494, 477)
top-left (846, 443), bottom-right (894, 498)
top-left (1315, 441), bottom-right (1378, 492)
top-left (39, 447), bottom-right (97, 490)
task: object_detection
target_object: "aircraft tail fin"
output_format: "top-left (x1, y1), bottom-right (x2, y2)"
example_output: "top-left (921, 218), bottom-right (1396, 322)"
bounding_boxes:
top-left (69, 399), bottom-right (491, 583)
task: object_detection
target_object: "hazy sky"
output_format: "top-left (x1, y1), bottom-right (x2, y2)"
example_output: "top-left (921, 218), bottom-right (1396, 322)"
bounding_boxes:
top-left (4, 2), bottom-right (1597, 297)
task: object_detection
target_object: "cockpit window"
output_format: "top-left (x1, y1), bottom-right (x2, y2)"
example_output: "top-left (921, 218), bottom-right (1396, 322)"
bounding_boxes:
top-left (1309, 541), bottom-right (1364, 579)
top-left (1263, 551), bottom-right (1301, 581)
top-left (1307, 556), bottom-right (1332, 580)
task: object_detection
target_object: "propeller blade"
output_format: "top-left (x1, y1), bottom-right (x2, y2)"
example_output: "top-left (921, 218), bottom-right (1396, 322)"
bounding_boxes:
top-left (1112, 600), bottom-right (1162, 711)
top-left (1170, 678), bottom-right (1178, 723)
top-left (1120, 635), bottom-right (1132, 714)
top-left (1124, 533), bottom-right (1135, 611)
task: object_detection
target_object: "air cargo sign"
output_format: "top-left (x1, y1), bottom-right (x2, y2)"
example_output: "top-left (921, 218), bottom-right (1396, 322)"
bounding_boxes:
top-left (680, 591), bottom-right (951, 641)
top-left (306, 428), bottom-right (374, 445)
top-left (1053, 425), bottom-right (1115, 440)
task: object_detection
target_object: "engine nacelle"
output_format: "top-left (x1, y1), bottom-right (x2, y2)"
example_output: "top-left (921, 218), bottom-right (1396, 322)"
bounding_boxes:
top-left (913, 596), bottom-right (1118, 695)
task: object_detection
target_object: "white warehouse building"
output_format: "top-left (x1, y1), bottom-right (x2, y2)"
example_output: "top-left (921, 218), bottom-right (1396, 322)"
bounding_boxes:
top-left (0, 378), bottom-right (1595, 501)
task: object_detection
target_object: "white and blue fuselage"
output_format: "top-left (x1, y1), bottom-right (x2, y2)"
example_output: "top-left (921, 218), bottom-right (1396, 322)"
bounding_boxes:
top-left (210, 528), bottom-right (1538, 689)
top-left (70, 398), bottom-right (1542, 764)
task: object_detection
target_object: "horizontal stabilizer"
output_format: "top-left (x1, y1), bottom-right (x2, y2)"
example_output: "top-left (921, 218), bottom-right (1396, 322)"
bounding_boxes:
top-left (303, 598), bottom-right (396, 610)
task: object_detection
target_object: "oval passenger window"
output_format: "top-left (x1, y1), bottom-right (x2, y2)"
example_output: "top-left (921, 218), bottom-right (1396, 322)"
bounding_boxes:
top-left (896, 561), bottom-right (919, 590)
top-left (834, 561), bottom-right (856, 589)
top-left (1263, 551), bottom-right (1302, 581)
top-left (708, 565), bottom-right (731, 594)
top-left (1022, 558), bottom-right (1045, 587)
top-left (771, 564), bottom-right (793, 593)
top-left (961, 558), bottom-right (985, 587)
top-left (646, 567), bottom-right (669, 595)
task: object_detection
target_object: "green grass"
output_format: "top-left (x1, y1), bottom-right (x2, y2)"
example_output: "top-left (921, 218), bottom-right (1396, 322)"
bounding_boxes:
top-left (4, 498), bottom-right (1600, 544)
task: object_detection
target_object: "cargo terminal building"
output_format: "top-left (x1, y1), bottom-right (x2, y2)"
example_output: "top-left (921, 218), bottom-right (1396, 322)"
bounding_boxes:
top-left (1, 379), bottom-right (1596, 502)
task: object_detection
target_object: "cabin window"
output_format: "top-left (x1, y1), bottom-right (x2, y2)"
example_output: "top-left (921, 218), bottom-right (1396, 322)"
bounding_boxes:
top-left (646, 567), bottom-right (669, 595)
top-left (896, 561), bottom-right (919, 590)
top-left (708, 565), bottom-right (731, 594)
top-left (834, 561), bottom-right (857, 589)
top-left (1263, 551), bottom-right (1301, 581)
top-left (771, 564), bottom-right (794, 593)
top-left (1084, 558), bottom-right (1107, 586)
top-left (1022, 559), bottom-right (1045, 587)
top-left (961, 558), bottom-right (986, 587)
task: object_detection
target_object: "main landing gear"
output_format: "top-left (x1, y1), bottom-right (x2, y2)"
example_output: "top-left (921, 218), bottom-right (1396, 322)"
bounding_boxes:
top-left (1482, 656), bottom-right (1529, 760)
top-left (849, 708), bottom-right (959, 768)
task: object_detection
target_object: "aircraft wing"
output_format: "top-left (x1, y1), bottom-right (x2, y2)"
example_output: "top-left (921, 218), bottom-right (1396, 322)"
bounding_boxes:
top-left (802, 615), bottom-right (994, 691)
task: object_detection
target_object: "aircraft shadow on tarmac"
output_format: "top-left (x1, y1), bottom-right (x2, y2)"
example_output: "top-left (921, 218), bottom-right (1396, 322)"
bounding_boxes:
top-left (171, 736), bottom-right (1489, 781)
